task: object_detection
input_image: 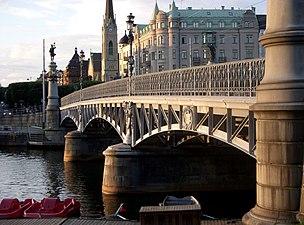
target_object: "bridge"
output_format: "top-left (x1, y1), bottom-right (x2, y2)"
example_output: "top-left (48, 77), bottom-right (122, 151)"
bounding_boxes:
top-left (60, 58), bottom-right (264, 157)
top-left (53, 1), bottom-right (304, 224)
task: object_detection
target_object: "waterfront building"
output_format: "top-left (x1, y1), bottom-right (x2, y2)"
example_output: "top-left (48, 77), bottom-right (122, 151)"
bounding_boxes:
top-left (63, 48), bottom-right (89, 85)
top-left (88, 52), bottom-right (102, 81)
top-left (119, 1), bottom-right (263, 76)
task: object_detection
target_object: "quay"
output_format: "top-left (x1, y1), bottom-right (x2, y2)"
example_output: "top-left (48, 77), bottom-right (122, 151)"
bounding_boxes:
top-left (0, 218), bottom-right (242, 225)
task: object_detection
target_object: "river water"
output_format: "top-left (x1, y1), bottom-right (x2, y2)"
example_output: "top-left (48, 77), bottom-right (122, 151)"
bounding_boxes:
top-left (0, 147), bottom-right (255, 220)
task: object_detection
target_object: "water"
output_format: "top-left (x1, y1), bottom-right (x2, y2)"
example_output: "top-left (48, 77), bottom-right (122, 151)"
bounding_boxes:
top-left (0, 147), bottom-right (255, 220)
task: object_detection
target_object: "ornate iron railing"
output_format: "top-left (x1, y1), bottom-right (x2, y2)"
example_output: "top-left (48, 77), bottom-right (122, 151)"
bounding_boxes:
top-left (61, 58), bottom-right (265, 106)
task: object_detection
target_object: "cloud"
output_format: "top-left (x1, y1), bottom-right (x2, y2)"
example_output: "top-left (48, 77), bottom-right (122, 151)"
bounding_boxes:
top-left (7, 6), bottom-right (45, 19)
top-left (0, 34), bottom-right (100, 87)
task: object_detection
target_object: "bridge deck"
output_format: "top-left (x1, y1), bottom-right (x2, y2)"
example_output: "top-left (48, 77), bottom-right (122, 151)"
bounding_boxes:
top-left (0, 218), bottom-right (242, 225)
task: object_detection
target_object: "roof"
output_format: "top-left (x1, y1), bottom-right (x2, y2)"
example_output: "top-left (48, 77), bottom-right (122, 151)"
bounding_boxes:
top-left (151, 2), bottom-right (159, 21)
top-left (177, 8), bottom-right (246, 19)
top-left (67, 48), bottom-right (80, 68)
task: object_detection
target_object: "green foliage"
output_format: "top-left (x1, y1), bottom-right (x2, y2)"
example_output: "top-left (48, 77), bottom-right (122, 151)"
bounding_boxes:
top-left (5, 82), bottom-right (42, 107)
top-left (4, 80), bottom-right (102, 108)
top-left (0, 87), bottom-right (6, 102)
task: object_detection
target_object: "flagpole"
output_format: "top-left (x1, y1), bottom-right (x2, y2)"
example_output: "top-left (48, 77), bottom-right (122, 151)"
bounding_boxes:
top-left (42, 39), bottom-right (46, 129)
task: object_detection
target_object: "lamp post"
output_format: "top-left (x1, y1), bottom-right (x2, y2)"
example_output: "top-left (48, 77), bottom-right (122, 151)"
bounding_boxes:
top-left (126, 13), bottom-right (135, 77)
top-left (78, 49), bottom-right (85, 132)
top-left (126, 13), bottom-right (135, 96)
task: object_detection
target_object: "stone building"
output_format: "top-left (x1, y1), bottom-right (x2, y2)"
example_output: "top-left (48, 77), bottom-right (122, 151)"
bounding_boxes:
top-left (63, 48), bottom-right (89, 85)
top-left (119, 1), bottom-right (263, 76)
top-left (88, 52), bottom-right (102, 81)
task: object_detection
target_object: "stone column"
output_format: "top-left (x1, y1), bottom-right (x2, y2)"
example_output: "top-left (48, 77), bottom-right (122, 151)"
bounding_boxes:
top-left (45, 61), bottom-right (65, 144)
top-left (46, 61), bottom-right (59, 130)
top-left (243, 1), bottom-right (304, 225)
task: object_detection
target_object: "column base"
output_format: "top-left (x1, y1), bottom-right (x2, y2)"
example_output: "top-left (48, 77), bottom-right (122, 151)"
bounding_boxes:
top-left (242, 205), bottom-right (299, 225)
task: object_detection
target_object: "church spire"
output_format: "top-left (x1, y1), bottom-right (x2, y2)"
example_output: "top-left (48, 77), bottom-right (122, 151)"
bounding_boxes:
top-left (105, 0), bottom-right (115, 22)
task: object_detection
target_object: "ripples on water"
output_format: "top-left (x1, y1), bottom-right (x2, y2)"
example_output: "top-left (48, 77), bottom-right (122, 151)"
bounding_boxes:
top-left (0, 147), bottom-right (255, 220)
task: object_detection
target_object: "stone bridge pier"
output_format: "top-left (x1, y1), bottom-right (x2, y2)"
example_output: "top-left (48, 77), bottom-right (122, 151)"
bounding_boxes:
top-left (243, 0), bottom-right (304, 224)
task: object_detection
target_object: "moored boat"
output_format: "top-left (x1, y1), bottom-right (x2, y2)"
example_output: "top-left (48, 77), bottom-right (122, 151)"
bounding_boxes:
top-left (23, 197), bottom-right (80, 218)
top-left (0, 198), bottom-right (36, 219)
top-left (160, 195), bottom-right (200, 206)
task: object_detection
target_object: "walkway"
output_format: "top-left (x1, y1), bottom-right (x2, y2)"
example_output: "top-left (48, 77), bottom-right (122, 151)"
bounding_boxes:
top-left (0, 218), bottom-right (242, 225)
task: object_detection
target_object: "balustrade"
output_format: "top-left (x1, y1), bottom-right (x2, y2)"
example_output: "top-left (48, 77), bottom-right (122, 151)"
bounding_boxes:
top-left (61, 58), bottom-right (265, 106)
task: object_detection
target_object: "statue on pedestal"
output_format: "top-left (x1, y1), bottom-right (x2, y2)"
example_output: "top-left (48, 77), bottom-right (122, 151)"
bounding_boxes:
top-left (49, 43), bottom-right (56, 62)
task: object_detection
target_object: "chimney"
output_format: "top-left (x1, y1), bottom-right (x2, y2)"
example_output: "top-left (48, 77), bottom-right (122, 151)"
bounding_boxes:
top-left (221, 6), bottom-right (225, 10)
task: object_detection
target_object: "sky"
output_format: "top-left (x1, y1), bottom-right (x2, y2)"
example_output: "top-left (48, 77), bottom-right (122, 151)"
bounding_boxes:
top-left (0, 0), bottom-right (266, 87)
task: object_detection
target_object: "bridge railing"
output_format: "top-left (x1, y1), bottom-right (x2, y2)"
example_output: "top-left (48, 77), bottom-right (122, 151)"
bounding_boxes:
top-left (61, 58), bottom-right (265, 106)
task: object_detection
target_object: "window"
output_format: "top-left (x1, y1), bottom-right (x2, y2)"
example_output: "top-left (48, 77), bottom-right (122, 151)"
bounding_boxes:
top-left (206, 21), bottom-right (212, 28)
top-left (219, 50), bottom-right (226, 62)
top-left (151, 52), bottom-right (156, 60)
top-left (246, 49), bottom-right (254, 59)
top-left (193, 50), bottom-right (199, 58)
top-left (158, 50), bottom-right (165, 60)
top-left (232, 35), bottom-right (238, 44)
top-left (203, 49), bottom-right (208, 59)
top-left (158, 36), bottom-right (164, 45)
top-left (172, 35), bottom-right (176, 44)
top-left (220, 35), bottom-right (225, 44)
top-left (244, 21), bottom-right (249, 28)
top-left (207, 33), bottom-right (214, 44)
top-left (232, 21), bottom-right (238, 28)
top-left (246, 35), bottom-right (254, 44)
top-left (181, 50), bottom-right (187, 59)
top-left (172, 49), bottom-right (176, 59)
top-left (203, 34), bottom-right (206, 44)
top-left (232, 49), bottom-right (238, 59)
top-left (181, 36), bottom-right (187, 44)
top-left (193, 36), bottom-right (199, 44)
top-left (159, 65), bottom-right (164, 71)
top-left (193, 21), bottom-right (199, 28)
top-left (219, 21), bottom-right (225, 28)
top-left (109, 41), bottom-right (113, 55)
top-left (180, 22), bottom-right (187, 28)
top-left (161, 22), bottom-right (165, 28)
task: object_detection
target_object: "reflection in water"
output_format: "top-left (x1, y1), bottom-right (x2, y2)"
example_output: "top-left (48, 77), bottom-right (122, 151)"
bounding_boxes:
top-left (63, 161), bottom-right (104, 217)
top-left (0, 147), bottom-right (255, 220)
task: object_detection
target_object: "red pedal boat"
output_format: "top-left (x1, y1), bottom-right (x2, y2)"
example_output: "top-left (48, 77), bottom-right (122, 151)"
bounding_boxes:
top-left (0, 198), bottom-right (36, 219)
top-left (24, 198), bottom-right (80, 218)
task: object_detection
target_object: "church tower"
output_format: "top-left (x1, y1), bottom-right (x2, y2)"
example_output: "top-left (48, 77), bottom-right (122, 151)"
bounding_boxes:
top-left (102, 0), bottom-right (118, 82)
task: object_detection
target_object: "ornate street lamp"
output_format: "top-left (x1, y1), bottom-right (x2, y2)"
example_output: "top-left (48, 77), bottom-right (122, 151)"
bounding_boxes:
top-left (79, 49), bottom-right (85, 93)
top-left (78, 49), bottom-right (85, 132)
top-left (126, 13), bottom-right (135, 77)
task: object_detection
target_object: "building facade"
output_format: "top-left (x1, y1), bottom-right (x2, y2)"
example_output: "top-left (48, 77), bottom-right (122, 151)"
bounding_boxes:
top-left (88, 52), bottom-right (102, 81)
top-left (63, 48), bottom-right (89, 85)
top-left (119, 1), bottom-right (262, 76)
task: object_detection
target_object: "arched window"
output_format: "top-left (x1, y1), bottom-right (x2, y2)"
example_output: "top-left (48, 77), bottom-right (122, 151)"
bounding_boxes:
top-left (109, 41), bottom-right (113, 55)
